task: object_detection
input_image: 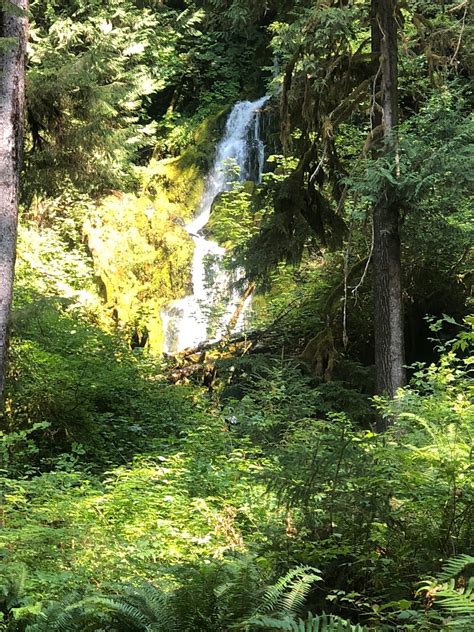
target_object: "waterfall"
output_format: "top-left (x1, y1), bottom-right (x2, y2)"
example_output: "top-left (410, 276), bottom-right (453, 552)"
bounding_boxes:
top-left (162, 95), bottom-right (269, 354)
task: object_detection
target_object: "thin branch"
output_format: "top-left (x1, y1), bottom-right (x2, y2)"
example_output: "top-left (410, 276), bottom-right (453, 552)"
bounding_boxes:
top-left (449, 1), bottom-right (468, 13)
top-left (342, 227), bottom-right (352, 349)
top-left (450, 4), bottom-right (468, 65)
top-left (352, 216), bottom-right (375, 304)
top-left (309, 147), bottom-right (326, 183)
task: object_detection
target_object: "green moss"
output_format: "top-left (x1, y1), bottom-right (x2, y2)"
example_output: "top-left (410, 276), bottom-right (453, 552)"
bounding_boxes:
top-left (138, 108), bottom-right (229, 222)
top-left (142, 158), bottom-right (204, 222)
top-left (83, 109), bottom-right (229, 352)
top-left (84, 193), bottom-right (193, 352)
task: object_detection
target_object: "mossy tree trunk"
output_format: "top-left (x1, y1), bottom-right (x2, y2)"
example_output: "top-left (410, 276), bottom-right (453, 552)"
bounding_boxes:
top-left (0, 0), bottom-right (28, 402)
top-left (371, 0), bottom-right (405, 425)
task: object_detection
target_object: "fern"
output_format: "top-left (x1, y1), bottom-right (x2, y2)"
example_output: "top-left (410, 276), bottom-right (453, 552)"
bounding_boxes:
top-left (257, 566), bottom-right (322, 618)
top-left (88, 597), bottom-right (150, 629)
top-left (26, 583), bottom-right (178, 632)
top-left (0, 564), bottom-right (27, 613)
top-left (172, 561), bottom-right (231, 628)
top-left (239, 567), bottom-right (371, 632)
top-left (437, 580), bottom-right (474, 613)
top-left (418, 554), bottom-right (474, 628)
top-left (214, 555), bottom-right (265, 622)
top-left (245, 611), bottom-right (371, 631)
top-left (25, 595), bottom-right (93, 632)
top-left (437, 555), bottom-right (474, 583)
top-left (85, 582), bottom-right (178, 631)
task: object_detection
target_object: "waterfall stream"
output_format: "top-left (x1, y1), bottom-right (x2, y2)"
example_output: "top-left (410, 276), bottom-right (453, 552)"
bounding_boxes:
top-left (162, 96), bottom-right (269, 354)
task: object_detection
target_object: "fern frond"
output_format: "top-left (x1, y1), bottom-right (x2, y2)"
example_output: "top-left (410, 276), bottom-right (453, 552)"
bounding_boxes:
top-left (88, 582), bottom-right (179, 631)
top-left (280, 570), bottom-right (322, 615)
top-left (437, 555), bottom-right (474, 583)
top-left (0, 563), bottom-right (27, 611)
top-left (437, 576), bottom-right (474, 615)
top-left (26, 583), bottom-right (179, 632)
top-left (246, 614), bottom-right (296, 630)
top-left (417, 554), bottom-right (474, 629)
top-left (247, 611), bottom-right (372, 631)
top-left (25, 598), bottom-right (86, 632)
top-left (88, 596), bottom-right (150, 627)
top-left (258, 566), bottom-right (322, 617)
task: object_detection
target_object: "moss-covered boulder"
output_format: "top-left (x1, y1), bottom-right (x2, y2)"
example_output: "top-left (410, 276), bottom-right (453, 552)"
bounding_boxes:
top-left (138, 108), bottom-right (229, 222)
top-left (84, 193), bottom-right (193, 352)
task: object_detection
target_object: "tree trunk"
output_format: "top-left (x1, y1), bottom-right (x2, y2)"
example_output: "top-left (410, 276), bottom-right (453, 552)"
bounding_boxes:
top-left (371, 0), bottom-right (405, 421)
top-left (0, 0), bottom-right (28, 402)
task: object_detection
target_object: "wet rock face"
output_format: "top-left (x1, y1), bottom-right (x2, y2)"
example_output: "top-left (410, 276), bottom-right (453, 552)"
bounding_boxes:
top-left (161, 97), bottom-right (270, 355)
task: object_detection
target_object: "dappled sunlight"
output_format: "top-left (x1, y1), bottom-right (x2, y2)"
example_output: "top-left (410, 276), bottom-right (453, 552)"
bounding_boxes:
top-left (0, 0), bottom-right (471, 630)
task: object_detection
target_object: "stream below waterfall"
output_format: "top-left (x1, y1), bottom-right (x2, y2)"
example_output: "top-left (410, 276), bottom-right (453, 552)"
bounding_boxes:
top-left (161, 96), bottom-right (269, 354)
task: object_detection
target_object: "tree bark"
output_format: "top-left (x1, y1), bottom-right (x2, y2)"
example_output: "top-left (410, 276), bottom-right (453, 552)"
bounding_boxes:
top-left (0, 0), bottom-right (28, 402)
top-left (371, 0), bottom-right (405, 421)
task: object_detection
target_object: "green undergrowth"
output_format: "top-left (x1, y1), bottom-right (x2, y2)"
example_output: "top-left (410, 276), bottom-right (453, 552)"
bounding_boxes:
top-left (0, 420), bottom-right (275, 601)
top-left (4, 107), bottom-right (474, 631)
top-left (3, 223), bottom-right (473, 629)
top-left (4, 225), bottom-right (199, 470)
top-left (1, 310), bottom-right (472, 629)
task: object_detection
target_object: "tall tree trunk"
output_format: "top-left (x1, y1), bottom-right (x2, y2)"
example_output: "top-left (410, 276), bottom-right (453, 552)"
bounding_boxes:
top-left (371, 0), bottom-right (405, 423)
top-left (0, 0), bottom-right (28, 403)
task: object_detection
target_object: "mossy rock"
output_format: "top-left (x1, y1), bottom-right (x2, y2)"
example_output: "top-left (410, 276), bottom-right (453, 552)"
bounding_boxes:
top-left (139, 108), bottom-right (229, 223)
top-left (84, 193), bottom-right (193, 352)
top-left (84, 108), bottom-right (230, 351)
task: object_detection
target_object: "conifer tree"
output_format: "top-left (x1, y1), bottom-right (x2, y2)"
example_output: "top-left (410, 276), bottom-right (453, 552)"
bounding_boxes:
top-left (0, 0), bottom-right (28, 401)
top-left (371, 0), bottom-right (405, 415)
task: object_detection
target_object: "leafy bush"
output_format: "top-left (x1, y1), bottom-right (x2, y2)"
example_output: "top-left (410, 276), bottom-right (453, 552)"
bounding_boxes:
top-left (225, 330), bottom-right (473, 622)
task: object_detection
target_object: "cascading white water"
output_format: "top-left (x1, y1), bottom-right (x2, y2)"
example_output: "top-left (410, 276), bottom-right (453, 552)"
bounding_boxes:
top-left (162, 96), bottom-right (269, 354)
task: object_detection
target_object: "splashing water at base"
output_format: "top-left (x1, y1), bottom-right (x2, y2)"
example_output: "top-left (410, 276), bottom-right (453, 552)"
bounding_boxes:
top-left (162, 96), bottom-right (269, 354)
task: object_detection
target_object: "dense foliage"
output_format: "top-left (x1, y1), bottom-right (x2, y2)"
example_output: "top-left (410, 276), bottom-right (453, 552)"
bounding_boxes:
top-left (0, 0), bottom-right (472, 630)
